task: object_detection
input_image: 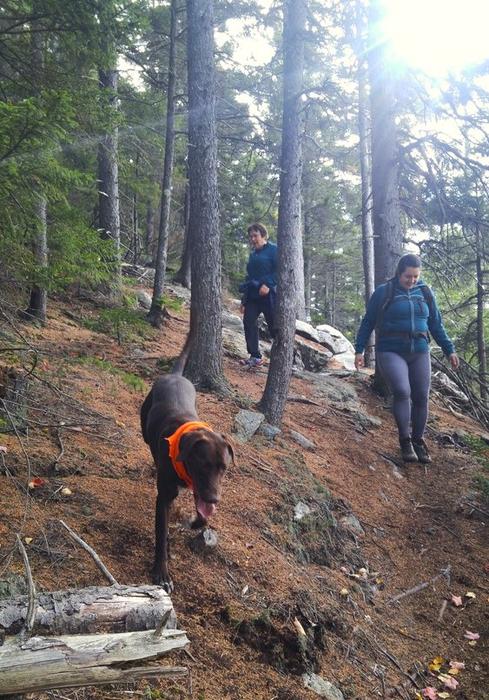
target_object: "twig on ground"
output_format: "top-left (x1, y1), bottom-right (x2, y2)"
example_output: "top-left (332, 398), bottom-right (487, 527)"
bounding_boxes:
top-left (249, 455), bottom-right (274, 473)
top-left (358, 628), bottom-right (420, 689)
top-left (58, 519), bottom-right (119, 585)
top-left (16, 534), bottom-right (37, 639)
top-left (438, 599), bottom-right (448, 622)
top-left (466, 501), bottom-right (489, 518)
top-left (51, 427), bottom-right (65, 471)
top-left (378, 452), bottom-right (404, 469)
top-left (434, 519), bottom-right (460, 540)
top-left (287, 394), bottom-right (322, 407)
top-left (387, 565), bottom-right (451, 604)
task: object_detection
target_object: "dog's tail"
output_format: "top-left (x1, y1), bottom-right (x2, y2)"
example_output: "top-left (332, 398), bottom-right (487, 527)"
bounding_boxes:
top-left (171, 330), bottom-right (192, 375)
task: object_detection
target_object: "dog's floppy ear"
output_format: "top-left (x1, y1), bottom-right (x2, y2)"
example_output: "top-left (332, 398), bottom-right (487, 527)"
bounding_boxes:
top-left (176, 431), bottom-right (210, 463)
top-left (219, 434), bottom-right (235, 465)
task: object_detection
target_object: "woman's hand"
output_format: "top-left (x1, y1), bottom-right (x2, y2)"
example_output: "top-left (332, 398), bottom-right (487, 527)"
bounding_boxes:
top-left (354, 353), bottom-right (364, 370)
top-left (258, 284), bottom-right (269, 296)
top-left (449, 353), bottom-right (459, 370)
top-left (240, 304), bottom-right (245, 315)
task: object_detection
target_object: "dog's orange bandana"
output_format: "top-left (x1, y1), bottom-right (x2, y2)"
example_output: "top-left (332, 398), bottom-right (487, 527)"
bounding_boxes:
top-left (166, 421), bottom-right (212, 489)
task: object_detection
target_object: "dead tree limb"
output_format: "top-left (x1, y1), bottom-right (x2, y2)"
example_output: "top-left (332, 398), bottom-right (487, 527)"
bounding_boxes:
top-left (0, 584), bottom-right (177, 636)
top-left (15, 535), bottom-right (36, 639)
top-left (387, 565), bottom-right (451, 605)
top-left (0, 628), bottom-right (189, 696)
top-left (58, 519), bottom-right (118, 585)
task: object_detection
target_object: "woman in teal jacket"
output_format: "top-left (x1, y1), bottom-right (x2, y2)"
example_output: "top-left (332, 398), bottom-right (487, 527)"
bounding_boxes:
top-left (354, 254), bottom-right (459, 463)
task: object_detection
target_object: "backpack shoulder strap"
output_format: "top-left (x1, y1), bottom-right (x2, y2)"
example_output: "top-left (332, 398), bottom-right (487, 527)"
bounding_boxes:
top-left (420, 285), bottom-right (435, 316)
top-left (376, 278), bottom-right (396, 330)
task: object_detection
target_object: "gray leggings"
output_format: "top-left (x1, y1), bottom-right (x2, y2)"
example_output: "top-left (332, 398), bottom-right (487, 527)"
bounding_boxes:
top-left (377, 351), bottom-right (431, 441)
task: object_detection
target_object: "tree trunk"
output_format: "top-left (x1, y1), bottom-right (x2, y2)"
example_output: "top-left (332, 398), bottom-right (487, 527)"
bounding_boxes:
top-left (173, 176), bottom-right (192, 288)
top-left (148, 0), bottom-right (178, 327)
top-left (367, 0), bottom-right (403, 285)
top-left (0, 584), bottom-right (176, 636)
top-left (0, 629), bottom-right (188, 696)
top-left (260, 0), bottom-right (305, 426)
top-left (145, 200), bottom-right (155, 259)
top-left (24, 10), bottom-right (47, 324)
top-left (97, 65), bottom-right (122, 298)
top-left (296, 229), bottom-right (306, 321)
top-left (184, 0), bottom-right (225, 390)
top-left (356, 9), bottom-right (375, 366)
top-left (303, 213), bottom-right (312, 322)
top-left (132, 155), bottom-right (140, 265)
top-left (24, 195), bottom-right (48, 324)
top-left (475, 222), bottom-right (487, 402)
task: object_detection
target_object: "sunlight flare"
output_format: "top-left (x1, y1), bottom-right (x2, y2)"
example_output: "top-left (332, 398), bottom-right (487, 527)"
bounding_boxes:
top-left (381, 0), bottom-right (489, 75)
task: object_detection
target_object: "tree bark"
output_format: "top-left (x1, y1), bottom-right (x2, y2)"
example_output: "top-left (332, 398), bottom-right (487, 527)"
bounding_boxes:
top-left (184, 0), bottom-right (225, 390)
top-left (145, 200), bottom-right (155, 259)
top-left (148, 0), bottom-right (178, 327)
top-left (24, 8), bottom-right (47, 324)
top-left (260, 0), bottom-right (305, 426)
top-left (0, 628), bottom-right (188, 696)
top-left (475, 222), bottom-right (487, 402)
top-left (356, 8), bottom-right (375, 366)
top-left (0, 584), bottom-right (176, 636)
top-left (24, 195), bottom-right (47, 323)
top-left (97, 64), bottom-right (122, 298)
top-left (303, 213), bottom-right (312, 322)
top-left (173, 176), bottom-right (192, 288)
top-left (367, 0), bottom-right (403, 285)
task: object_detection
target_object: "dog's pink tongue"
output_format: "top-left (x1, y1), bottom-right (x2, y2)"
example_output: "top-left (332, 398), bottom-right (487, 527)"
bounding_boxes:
top-left (196, 498), bottom-right (217, 519)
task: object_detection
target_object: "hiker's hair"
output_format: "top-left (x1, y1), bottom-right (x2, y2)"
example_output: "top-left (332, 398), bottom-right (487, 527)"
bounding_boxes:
top-left (247, 222), bottom-right (268, 239)
top-left (396, 253), bottom-right (421, 277)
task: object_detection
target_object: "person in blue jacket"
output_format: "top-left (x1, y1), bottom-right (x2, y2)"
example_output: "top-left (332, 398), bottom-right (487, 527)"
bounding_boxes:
top-left (354, 253), bottom-right (459, 463)
top-left (239, 223), bottom-right (277, 367)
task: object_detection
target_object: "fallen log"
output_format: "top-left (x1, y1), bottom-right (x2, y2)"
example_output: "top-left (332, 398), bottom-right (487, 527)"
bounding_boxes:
top-left (0, 584), bottom-right (176, 636)
top-left (0, 628), bottom-right (189, 695)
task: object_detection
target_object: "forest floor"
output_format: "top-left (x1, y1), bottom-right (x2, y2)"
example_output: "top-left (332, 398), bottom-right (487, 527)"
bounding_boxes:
top-left (0, 282), bottom-right (488, 700)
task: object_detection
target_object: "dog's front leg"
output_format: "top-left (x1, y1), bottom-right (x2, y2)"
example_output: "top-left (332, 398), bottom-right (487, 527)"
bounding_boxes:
top-left (152, 492), bottom-right (173, 592)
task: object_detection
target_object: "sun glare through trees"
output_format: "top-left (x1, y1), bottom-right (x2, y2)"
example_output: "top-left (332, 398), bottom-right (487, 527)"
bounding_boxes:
top-left (380, 0), bottom-right (489, 75)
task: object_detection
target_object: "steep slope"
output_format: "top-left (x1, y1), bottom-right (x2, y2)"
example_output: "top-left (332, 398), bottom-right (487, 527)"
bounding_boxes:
top-left (0, 286), bottom-right (487, 700)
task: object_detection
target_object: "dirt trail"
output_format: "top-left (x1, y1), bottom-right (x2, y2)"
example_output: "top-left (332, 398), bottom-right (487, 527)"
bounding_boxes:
top-left (0, 288), bottom-right (487, 700)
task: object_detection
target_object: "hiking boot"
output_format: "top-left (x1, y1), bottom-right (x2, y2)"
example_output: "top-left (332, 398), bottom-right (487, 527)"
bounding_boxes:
top-left (412, 439), bottom-right (432, 464)
top-left (399, 437), bottom-right (418, 462)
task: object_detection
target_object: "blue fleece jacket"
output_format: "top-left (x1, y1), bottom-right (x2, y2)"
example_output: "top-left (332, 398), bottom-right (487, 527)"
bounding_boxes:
top-left (241, 241), bottom-right (277, 302)
top-left (355, 279), bottom-right (455, 356)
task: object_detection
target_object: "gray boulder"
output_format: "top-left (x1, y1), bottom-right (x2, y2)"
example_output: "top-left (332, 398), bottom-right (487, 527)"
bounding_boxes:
top-left (233, 410), bottom-right (265, 441)
top-left (137, 291), bottom-right (152, 310)
top-left (316, 324), bottom-right (355, 355)
top-left (303, 673), bottom-right (345, 700)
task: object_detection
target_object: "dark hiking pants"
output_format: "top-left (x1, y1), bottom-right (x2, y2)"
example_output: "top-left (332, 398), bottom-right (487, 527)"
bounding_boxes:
top-left (377, 351), bottom-right (431, 441)
top-left (243, 292), bottom-right (276, 359)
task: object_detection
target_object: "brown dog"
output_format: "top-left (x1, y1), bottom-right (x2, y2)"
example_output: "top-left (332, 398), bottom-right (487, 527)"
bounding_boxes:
top-left (141, 368), bottom-right (234, 591)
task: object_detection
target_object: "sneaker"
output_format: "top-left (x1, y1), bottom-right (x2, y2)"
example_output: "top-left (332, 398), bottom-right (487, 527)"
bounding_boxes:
top-left (412, 439), bottom-right (432, 464)
top-left (239, 356), bottom-right (264, 367)
top-left (399, 437), bottom-right (418, 462)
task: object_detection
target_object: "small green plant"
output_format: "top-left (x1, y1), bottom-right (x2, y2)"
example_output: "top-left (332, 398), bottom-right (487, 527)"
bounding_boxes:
top-left (463, 434), bottom-right (489, 503)
top-left (82, 307), bottom-right (156, 343)
top-left (72, 355), bottom-right (146, 392)
top-left (160, 294), bottom-right (184, 313)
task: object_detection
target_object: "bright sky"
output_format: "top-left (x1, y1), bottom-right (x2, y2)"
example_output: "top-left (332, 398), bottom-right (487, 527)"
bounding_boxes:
top-left (381, 0), bottom-right (489, 75)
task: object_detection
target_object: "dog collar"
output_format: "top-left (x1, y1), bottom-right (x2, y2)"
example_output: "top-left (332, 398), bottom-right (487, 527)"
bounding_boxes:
top-left (166, 421), bottom-right (212, 489)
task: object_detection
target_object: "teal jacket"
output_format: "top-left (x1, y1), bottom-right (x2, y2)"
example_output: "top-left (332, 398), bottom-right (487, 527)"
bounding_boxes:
top-left (355, 280), bottom-right (455, 356)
